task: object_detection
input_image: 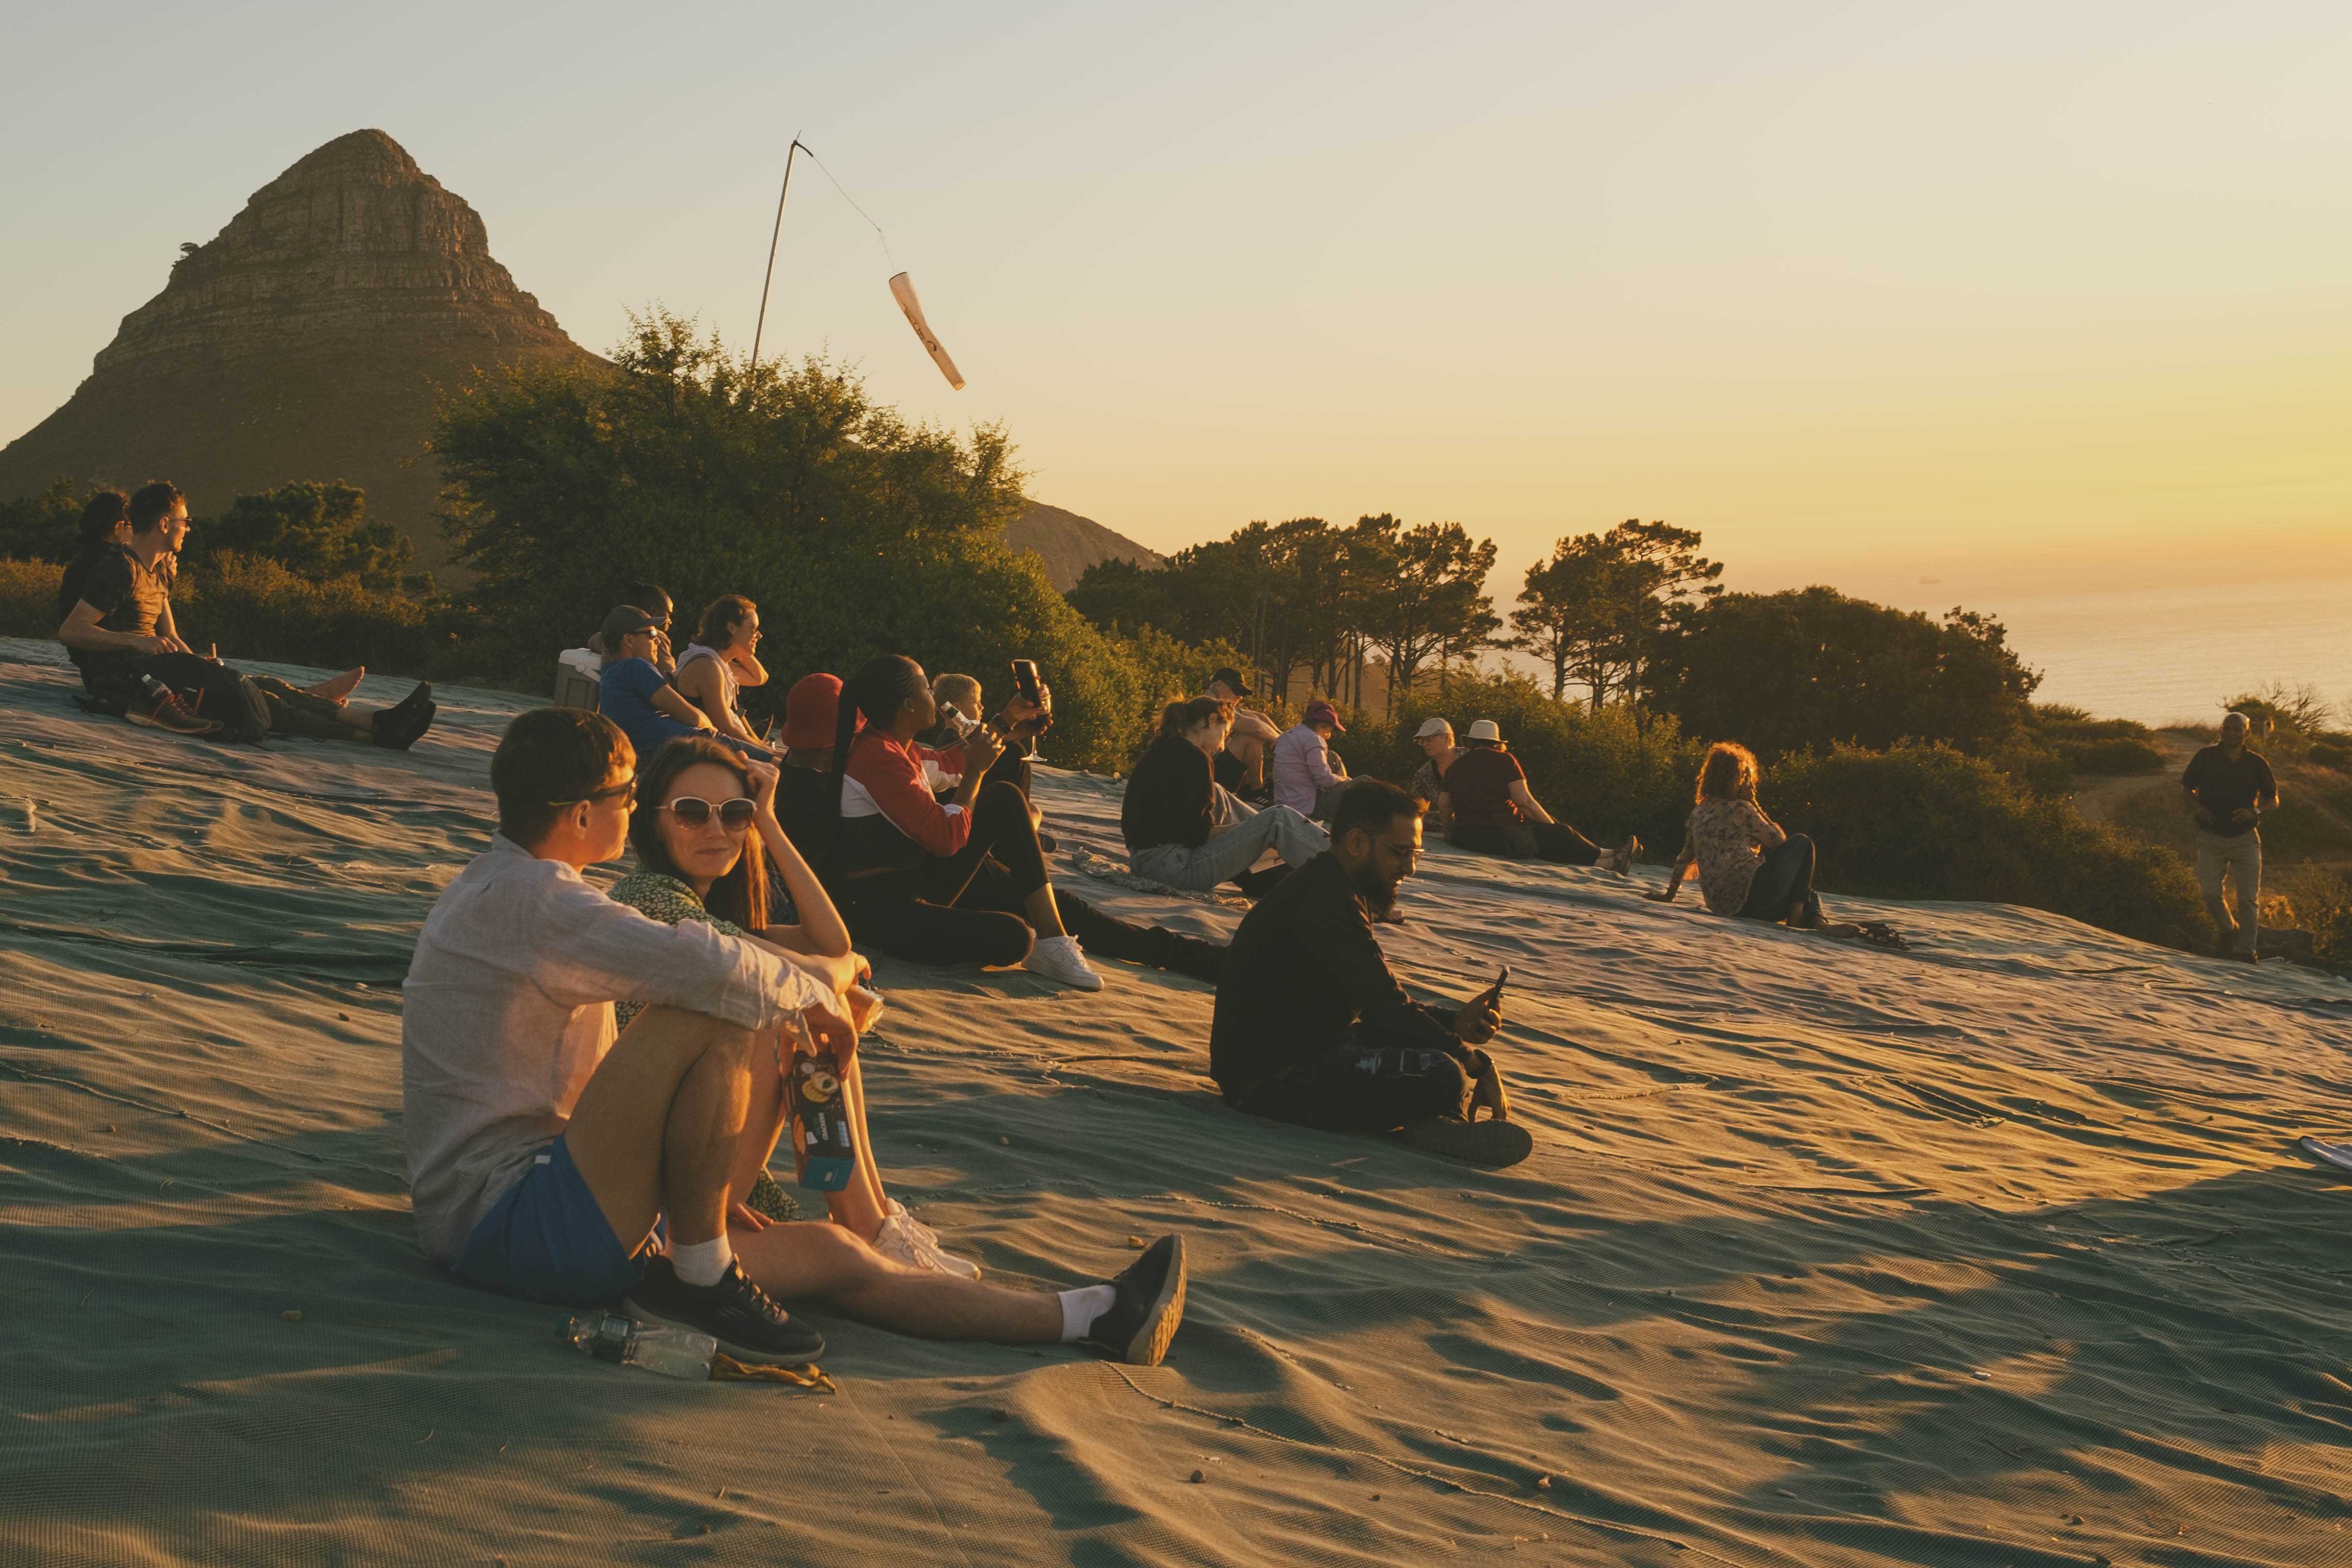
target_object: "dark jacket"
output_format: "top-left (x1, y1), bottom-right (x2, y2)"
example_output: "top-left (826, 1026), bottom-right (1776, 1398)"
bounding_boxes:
top-left (1122, 732), bottom-right (1216, 854)
top-left (1208, 852), bottom-right (1460, 1097)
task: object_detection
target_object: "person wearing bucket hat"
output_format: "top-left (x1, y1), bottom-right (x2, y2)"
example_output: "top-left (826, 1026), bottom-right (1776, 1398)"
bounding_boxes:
top-left (1406, 718), bottom-right (1461, 835)
top-left (1439, 719), bottom-right (1639, 872)
top-left (1272, 699), bottom-right (1352, 820)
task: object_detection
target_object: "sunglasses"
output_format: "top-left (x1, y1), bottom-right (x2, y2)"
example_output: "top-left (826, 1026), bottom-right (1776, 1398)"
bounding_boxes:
top-left (662, 796), bottom-right (756, 831)
top-left (549, 776), bottom-right (638, 809)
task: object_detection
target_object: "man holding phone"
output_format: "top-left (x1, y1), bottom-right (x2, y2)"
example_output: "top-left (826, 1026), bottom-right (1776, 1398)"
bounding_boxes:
top-left (1209, 780), bottom-right (1530, 1166)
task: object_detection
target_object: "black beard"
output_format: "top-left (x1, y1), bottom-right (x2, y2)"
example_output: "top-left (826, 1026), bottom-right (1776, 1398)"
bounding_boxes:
top-left (1348, 860), bottom-right (1400, 921)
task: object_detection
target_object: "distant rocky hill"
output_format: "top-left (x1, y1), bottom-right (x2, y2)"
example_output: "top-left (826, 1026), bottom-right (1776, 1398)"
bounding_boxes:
top-left (1002, 499), bottom-right (1163, 591)
top-left (0, 130), bottom-right (592, 576)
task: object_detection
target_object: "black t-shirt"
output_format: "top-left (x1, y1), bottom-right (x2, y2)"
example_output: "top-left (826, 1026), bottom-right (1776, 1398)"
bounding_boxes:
top-left (1122, 731), bottom-right (1216, 853)
top-left (57, 545), bottom-right (166, 673)
top-left (2182, 745), bottom-right (2277, 840)
top-left (775, 763), bottom-right (832, 854)
top-left (1444, 746), bottom-right (1526, 831)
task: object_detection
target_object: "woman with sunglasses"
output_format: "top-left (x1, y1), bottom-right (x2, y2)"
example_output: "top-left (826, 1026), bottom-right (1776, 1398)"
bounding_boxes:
top-left (609, 737), bottom-right (978, 1277)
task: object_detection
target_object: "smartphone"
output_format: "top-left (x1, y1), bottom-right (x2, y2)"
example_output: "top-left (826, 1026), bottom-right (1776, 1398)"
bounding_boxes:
top-left (1011, 658), bottom-right (1042, 705)
top-left (1479, 965), bottom-right (1509, 1007)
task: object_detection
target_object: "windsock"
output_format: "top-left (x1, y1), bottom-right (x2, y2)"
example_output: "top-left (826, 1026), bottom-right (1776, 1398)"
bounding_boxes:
top-left (889, 271), bottom-right (965, 390)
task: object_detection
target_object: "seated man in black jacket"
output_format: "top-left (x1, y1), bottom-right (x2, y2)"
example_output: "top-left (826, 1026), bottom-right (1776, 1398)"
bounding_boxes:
top-left (1209, 780), bottom-right (1531, 1166)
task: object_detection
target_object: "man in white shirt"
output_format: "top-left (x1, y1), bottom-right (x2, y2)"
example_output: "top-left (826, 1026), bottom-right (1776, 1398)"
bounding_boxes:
top-left (403, 708), bottom-right (1190, 1367)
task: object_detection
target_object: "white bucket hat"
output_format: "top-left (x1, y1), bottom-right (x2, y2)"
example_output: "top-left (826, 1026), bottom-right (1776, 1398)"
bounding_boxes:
top-left (1465, 719), bottom-right (1502, 742)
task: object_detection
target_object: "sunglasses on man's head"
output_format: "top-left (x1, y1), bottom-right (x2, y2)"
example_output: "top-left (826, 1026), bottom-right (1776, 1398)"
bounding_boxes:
top-left (662, 796), bottom-right (756, 832)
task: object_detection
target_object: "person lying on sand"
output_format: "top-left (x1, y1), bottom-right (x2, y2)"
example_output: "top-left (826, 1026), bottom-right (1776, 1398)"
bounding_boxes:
top-left (1650, 741), bottom-right (1859, 936)
top-left (609, 735), bottom-right (974, 1276)
top-left (1210, 779), bottom-right (1532, 1167)
top-left (55, 480), bottom-right (433, 746)
top-left (1123, 696), bottom-right (1324, 897)
top-left (401, 707), bottom-right (1189, 1368)
top-left (821, 655), bottom-right (1225, 991)
top-left (1438, 719), bottom-right (1636, 871)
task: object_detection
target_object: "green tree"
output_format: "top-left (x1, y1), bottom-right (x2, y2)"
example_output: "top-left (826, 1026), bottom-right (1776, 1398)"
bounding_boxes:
top-left (185, 481), bottom-right (415, 590)
top-left (0, 478), bottom-right (88, 562)
top-left (433, 309), bottom-right (1160, 771)
top-left (1647, 587), bottom-right (2041, 758)
top-left (1346, 514), bottom-right (1498, 715)
top-left (1505, 520), bottom-right (1721, 707)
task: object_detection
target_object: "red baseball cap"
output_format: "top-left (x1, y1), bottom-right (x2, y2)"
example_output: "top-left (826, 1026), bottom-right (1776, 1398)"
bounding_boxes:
top-left (782, 673), bottom-right (849, 749)
top-left (1304, 699), bottom-right (1346, 733)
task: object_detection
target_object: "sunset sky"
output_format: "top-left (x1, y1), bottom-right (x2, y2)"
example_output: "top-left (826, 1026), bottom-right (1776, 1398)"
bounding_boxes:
top-left (5, 1), bottom-right (2349, 603)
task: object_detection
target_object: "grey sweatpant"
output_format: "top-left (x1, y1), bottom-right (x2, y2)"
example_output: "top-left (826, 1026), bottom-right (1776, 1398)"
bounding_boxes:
top-left (2195, 828), bottom-right (2261, 954)
top-left (1132, 792), bottom-right (1329, 892)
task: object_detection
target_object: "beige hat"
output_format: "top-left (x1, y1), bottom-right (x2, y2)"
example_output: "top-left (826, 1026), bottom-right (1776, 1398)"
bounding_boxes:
top-left (1465, 719), bottom-right (1502, 742)
top-left (1414, 717), bottom-right (1453, 739)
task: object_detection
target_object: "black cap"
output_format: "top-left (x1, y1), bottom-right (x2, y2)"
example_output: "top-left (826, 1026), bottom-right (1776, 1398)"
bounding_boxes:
top-left (599, 604), bottom-right (660, 649)
top-left (1210, 667), bottom-right (1245, 695)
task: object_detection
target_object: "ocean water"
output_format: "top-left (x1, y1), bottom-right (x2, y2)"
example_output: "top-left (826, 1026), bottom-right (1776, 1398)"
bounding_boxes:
top-left (1979, 580), bottom-right (2350, 728)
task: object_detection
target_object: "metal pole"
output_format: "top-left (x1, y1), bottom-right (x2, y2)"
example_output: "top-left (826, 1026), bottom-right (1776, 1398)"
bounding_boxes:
top-left (749, 138), bottom-right (803, 372)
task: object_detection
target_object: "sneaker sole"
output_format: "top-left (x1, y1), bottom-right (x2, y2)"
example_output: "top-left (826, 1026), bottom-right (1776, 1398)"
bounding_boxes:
top-left (1402, 1117), bottom-right (1534, 1168)
top-left (620, 1291), bottom-right (826, 1366)
top-left (1117, 1237), bottom-right (1187, 1367)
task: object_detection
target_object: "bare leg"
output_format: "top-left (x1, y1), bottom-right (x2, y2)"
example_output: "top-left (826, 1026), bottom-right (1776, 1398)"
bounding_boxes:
top-left (1022, 884), bottom-right (1071, 939)
top-left (832, 1056), bottom-right (892, 1237)
top-left (305, 667), bottom-right (364, 702)
top-left (563, 1005), bottom-right (758, 1252)
top-left (732, 1221), bottom-right (1060, 1342)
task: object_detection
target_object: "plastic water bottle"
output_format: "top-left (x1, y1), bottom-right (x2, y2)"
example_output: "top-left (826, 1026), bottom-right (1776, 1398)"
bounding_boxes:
top-left (562, 1310), bottom-right (715, 1380)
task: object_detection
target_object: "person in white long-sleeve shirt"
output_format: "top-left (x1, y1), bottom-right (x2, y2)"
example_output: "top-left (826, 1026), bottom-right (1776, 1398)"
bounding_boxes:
top-left (1272, 700), bottom-right (1352, 820)
top-left (401, 707), bottom-right (1190, 1367)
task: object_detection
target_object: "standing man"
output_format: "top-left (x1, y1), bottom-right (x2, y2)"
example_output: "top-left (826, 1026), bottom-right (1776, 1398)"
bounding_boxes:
top-left (2183, 711), bottom-right (2279, 962)
top-left (1206, 668), bottom-right (1282, 799)
top-left (1210, 780), bottom-right (1530, 1166)
top-left (1272, 699), bottom-right (1352, 821)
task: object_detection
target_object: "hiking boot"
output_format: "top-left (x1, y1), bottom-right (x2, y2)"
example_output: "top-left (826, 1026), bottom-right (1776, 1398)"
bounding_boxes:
top-left (1402, 1116), bottom-right (1534, 1168)
top-left (622, 1255), bottom-right (825, 1365)
top-left (1024, 934), bottom-right (1103, 991)
top-left (1079, 1235), bottom-right (1187, 1366)
top-left (127, 689), bottom-right (221, 737)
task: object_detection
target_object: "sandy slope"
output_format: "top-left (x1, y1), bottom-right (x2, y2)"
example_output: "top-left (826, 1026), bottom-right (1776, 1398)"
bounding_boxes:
top-left (3, 638), bottom-right (2349, 1568)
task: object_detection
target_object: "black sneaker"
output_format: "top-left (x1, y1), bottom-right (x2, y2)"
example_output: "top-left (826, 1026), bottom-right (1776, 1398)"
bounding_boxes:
top-left (1079, 1234), bottom-right (1186, 1366)
top-left (373, 699), bottom-right (436, 750)
top-left (622, 1255), bottom-right (825, 1365)
top-left (393, 680), bottom-right (435, 713)
top-left (1402, 1116), bottom-right (1533, 1167)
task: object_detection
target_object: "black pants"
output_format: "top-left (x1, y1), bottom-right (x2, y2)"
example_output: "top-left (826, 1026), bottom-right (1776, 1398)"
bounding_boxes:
top-left (1229, 1023), bottom-right (1472, 1132)
top-left (1451, 820), bottom-right (1602, 866)
top-left (1739, 833), bottom-right (1821, 925)
top-left (82, 650), bottom-right (218, 711)
top-left (845, 780), bottom-right (1226, 981)
top-left (84, 653), bottom-right (356, 739)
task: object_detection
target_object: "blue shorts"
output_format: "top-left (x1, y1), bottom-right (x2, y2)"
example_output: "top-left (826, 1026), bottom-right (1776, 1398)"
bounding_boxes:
top-left (453, 1136), bottom-right (644, 1305)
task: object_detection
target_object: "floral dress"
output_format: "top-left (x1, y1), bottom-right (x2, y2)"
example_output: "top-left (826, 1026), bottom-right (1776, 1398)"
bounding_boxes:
top-left (1681, 798), bottom-right (1772, 915)
top-left (607, 870), bottom-right (748, 1029)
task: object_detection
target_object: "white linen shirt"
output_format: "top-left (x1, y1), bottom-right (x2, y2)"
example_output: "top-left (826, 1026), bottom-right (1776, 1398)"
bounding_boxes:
top-left (401, 835), bottom-right (836, 1262)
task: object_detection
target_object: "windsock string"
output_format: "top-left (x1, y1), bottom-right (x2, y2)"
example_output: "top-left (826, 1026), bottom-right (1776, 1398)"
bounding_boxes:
top-left (796, 143), bottom-right (896, 270)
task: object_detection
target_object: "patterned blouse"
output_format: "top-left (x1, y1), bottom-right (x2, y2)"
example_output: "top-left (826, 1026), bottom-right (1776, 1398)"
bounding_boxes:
top-left (608, 871), bottom-right (748, 1028)
top-left (1681, 798), bottom-right (1772, 915)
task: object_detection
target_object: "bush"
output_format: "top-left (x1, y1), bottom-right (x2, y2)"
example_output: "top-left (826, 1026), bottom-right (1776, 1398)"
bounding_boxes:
top-left (1766, 742), bottom-right (2209, 949)
top-left (2308, 738), bottom-right (2352, 773)
top-left (0, 558), bottom-right (64, 637)
top-left (2057, 735), bottom-right (2166, 775)
top-left (175, 553), bottom-right (444, 674)
top-left (2274, 866), bottom-right (2352, 969)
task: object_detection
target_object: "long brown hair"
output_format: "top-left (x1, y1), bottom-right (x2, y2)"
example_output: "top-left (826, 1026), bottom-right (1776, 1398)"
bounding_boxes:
top-left (1696, 741), bottom-right (1759, 804)
top-left (1159, 695), bottom-right (1229, 738)
top-left (694, 594), bottom-right (757, 649)
top-left (628, 737), bottom-right (769, 930)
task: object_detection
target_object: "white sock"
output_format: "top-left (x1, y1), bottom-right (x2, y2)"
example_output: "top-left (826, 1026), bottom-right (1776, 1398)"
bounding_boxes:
top-left (1057, 1283), bottom-right (1117, 1343)
top-left (670, 1235), bottom-right (735, 1288)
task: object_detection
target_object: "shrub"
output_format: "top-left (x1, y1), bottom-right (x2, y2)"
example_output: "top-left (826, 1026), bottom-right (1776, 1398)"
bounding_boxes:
top-left (0, 558), bottom-right (64, 637)
top-left (2274, 865), bottom-right (2352, 969)
top-left (1766, 742), bottom-right (2209, 949)
top-left (2308, 738), bottom-right (2352, 773)
top-left (174, 553), bottom-right (442, 674)
top-left (2057, 735), bottom-right (2167, 775)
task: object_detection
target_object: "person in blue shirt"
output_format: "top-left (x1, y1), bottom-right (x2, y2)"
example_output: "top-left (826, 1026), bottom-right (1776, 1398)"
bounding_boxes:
top-left (596, 605), bottom-right (718, 760)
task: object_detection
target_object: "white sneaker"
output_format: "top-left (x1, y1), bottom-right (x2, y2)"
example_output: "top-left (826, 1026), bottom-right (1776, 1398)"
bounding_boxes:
top-left (874, 1208), bottom-right (982, 1278)
top-left (1024, 934), bottom-right (1103, 991)
top-left (885, 1198), bottom-right (938, 1247)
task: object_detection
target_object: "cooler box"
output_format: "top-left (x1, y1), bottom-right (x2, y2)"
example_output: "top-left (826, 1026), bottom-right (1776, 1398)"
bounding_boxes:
top-left (555, 648), bottom-right (603, 711)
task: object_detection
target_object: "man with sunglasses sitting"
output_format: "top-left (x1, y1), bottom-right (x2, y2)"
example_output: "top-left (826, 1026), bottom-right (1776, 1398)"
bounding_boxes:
top-left (596, 605), bottom-right (778, 768)
top-left (402, 707), bottom-right (850, 1361)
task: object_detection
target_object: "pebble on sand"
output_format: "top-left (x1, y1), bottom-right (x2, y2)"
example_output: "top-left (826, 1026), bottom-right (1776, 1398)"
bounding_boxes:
top-left (1190, 1471), bottom-right (1205, 1483)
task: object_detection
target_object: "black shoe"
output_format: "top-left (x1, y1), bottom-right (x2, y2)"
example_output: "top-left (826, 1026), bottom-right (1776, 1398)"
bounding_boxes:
top-left (1230, 864), bottom-right (1291, 902)
top-left (392, 680), bottom-right (434, 714)
top-left (1402, 1116), bottom-right (1534, 1167)
top-left (622, 1255), bottom-right (825, 1365)
top-left (1037, 831), bottom-right (1059, 853)
top-left (373, 699), bottom-right (436, 750)
top-left (1079, 1235), bottom-right (1186, 1366)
